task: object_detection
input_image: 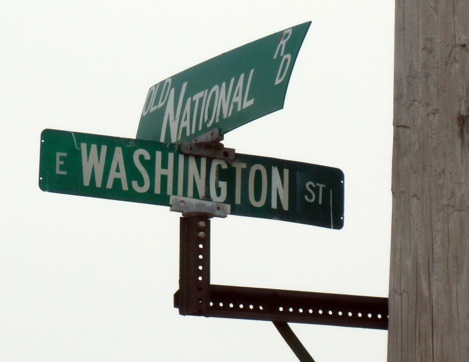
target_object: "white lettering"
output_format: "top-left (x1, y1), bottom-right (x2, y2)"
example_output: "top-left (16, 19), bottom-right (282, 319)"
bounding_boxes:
top-left (142, 78), bottom-right (172, 117)
top-left (149, 83), bottom-right (160, 113)
top-left (142, 85), bottom-right (155, 116)
top-left (56, 152), bottom-right (67, 175)
top-left (304, 181), bottom-right (326, 204)
top-left (248, 164), bottom-right (267, 207)
top-left (106, 147), bottom-right (128, 190)
top-left (274, 29), bottom-right (293, 85)
top-left (147, 69), bottom-right (258, 142)
top-left (242, 69), bottom-right (255, 109)
top-left (191, 91), bottom-right (205, 134)
top-left (178, 97), bottom-right (192, 140)
top-left (177, 154), bottom-right (185, 196)
top-left (131, 149), bottom-right (150, 193)
top-left (188, 156), bottom-right (206, 198)
top-left (316, 183), bottom-right (326, 205)
top-left (154, 151), bottom-right (174, 195)
top-left (305, 181), bottom-right (316, 203)
top-left (275, 54), bottom-right (291, 85)
top-left (198, 90), bottom-right (208, 131)
top-left (216, 77), bottom-right (235, 122)
top-left (228, 73), bottom-right (244, 116)
top-left (158, 78), bottom-right (172, 108)
top-left (78, 141), bottom-right (299, 214)
top-left (209, 159), bottom-right (227, 202)
top-left (232, 162), bottom-right (247, 204)
top-left (205, 85), bottom-right (219, 127)
top-left (81, 143), bottom-right (107, 187)
top-left (271, 167), bottom-right (289, 210)
top-left (274, 29), bottom-right (292, 59)
top-left (160, 82), bottom-right (188, 143)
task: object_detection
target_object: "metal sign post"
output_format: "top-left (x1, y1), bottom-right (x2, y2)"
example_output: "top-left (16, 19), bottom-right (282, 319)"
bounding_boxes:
top-left (173, 215), bottom-right (389, 360)
top-left (177, 215), bottom-right (211, 316)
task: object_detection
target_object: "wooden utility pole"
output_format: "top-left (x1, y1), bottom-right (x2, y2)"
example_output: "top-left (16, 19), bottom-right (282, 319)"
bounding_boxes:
top-left (389, 0), bottom-right (469, 361)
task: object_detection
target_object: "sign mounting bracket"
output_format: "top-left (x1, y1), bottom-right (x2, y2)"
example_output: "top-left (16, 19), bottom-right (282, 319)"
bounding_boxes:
top-left (170, 196), bottom-right (230, 218)
top-left (179, 129), bottom-right (235, 161)
top-left (174, 219), bottom-right (388, 359)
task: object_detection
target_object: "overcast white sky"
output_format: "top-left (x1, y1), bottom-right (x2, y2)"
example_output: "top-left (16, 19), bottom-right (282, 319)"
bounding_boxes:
top-left (1, 1), bottom-right (394, 361)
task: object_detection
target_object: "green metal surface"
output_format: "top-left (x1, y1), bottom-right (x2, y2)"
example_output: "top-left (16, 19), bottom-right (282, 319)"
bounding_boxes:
top-left (136, 22), bottom-right (311, 143)
top-left (39, 129), bottom-right (344, 228)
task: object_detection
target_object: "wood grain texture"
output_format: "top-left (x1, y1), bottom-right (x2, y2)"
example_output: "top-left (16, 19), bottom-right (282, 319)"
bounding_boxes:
top-left (389, 0), bottom-right (469, 360)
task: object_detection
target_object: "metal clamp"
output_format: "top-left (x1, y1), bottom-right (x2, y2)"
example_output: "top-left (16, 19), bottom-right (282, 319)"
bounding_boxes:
top-left (179, 129), bottom-right (235, 161)
top-left (170, 196), bottom-right (231, 218)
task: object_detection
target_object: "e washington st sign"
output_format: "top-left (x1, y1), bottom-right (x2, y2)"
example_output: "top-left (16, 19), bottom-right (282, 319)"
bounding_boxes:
top-left (136, 22), bottom-right (311, 144)
top-left (39, 129), bottom-right (344, 229)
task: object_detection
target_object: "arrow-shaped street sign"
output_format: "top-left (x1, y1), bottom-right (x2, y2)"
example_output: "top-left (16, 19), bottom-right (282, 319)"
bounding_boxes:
top-left (39, 129), bottom-right (344, 229)
top-left (136, 22), bottom-right (311, 144)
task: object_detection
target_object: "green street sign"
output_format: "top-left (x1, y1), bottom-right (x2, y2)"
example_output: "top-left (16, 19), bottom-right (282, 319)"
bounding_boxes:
top-left (39, 129), bottom-right (344, 229)
top-left (136, 22), bottom-right (311, 144)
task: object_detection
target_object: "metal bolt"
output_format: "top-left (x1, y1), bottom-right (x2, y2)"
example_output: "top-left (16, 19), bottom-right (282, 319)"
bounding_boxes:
top-left (197, 231), bottom-right (205, 240)
top-left (197, 221), bottom-right (206, 229)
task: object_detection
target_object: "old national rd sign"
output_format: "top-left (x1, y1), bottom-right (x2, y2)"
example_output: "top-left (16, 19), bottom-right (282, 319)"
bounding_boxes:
top-left (136, 22), bottom-right (311, 144)
top-left (39, 129), bottom-right (344, 229)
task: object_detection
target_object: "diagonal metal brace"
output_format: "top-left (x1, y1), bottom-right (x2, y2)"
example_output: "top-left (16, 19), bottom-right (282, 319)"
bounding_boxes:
top-left (273, 322), bottom-right (315, 362)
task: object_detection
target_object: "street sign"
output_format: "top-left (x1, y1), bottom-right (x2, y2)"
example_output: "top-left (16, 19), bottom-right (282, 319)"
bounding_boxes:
top-left (39, 129), bottom-right (344, 229)
top-left (136, 22), bottom-right (311, 144)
